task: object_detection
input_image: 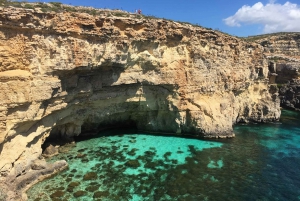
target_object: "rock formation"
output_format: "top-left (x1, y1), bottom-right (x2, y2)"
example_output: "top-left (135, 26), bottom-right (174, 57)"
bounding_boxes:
top-left (275, 62), bottom-right (300, 111)
top-left (249, 33), bottom-right (300, 110)
top-left (251, 33), bottom-right (300, 57)
top-left (0, 4), bottom-right (280, 190)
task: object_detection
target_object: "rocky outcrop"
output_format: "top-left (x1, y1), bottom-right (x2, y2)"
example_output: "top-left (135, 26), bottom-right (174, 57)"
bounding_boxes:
top-left (273, 63), bottom-right (300, 110)
top-left (279, 79), bottom-right (300, 110)
top-left (0, 6), bottom-right (280, 179)
top-left (0, 160), bottom-right (67, 201)
top-left (248, 33), bottom-right (300, 110)
top-left (249, 33), bottom-right (300, 56)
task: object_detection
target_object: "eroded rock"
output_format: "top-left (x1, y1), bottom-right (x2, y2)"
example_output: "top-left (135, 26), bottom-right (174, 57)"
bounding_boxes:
top-left (0, 6), bottom-right (280, 180)
top-left (249, 33), bottom-right (300, 110)
top-left (42, 144), bottom-right (58, 157)
top-left (0, 160), bottom-right (68, 201)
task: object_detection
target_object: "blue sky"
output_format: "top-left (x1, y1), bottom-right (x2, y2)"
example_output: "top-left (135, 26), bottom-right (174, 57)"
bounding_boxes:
top-left (26, 0), bottom-right (300, 37)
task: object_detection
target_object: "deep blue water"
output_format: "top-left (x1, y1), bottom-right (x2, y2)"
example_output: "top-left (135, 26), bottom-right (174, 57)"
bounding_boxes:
top-left (27, 110), bottom-right (300, 201)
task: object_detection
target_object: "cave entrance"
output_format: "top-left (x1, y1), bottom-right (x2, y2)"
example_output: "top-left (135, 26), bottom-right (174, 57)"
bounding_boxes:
top-left (41, 119), bottom-right (138, 156)
top-left (76, 119), bottom-right (138, 141)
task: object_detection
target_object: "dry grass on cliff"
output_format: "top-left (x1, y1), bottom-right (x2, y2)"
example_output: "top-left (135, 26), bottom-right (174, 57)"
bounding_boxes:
top-left (0, 1), bottom-right (236, 37)
top-left (0, 1), bottom-right (128, 16)
top-left (243, 32), bottom-right (300, 42)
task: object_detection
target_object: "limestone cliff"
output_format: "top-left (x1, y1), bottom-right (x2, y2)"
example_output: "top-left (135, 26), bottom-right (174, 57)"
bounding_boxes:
top-left (248, 32), bottom-right (300, 57)
top-left (248, 33), bottom-right (300, 110)
top-left (0, 6), bottom-right (280, 178)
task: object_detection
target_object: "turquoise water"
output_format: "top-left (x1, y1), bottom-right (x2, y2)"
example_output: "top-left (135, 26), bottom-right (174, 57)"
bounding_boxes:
top-left (27, 110), bottom-right (300, 201)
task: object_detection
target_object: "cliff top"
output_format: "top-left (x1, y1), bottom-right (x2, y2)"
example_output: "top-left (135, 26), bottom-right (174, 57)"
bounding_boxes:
top-left (0, 1), bottom-right (237, 37)
top-left (243, 32), bottom-right (300, 65)
top-left (0, 1), bottom-right (199, 25)
top-left (1, 0), bottom-right (256, 74)
top-left (2, 1), bottom-right (300, 42)
top-left (244, 32), bottom-right (300, 42)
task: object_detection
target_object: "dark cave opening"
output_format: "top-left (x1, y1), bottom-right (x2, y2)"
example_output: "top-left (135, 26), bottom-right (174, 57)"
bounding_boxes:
top-left (41, 119), bottom-right (138, 153)
top-left (76, 119), bottom-right (138, 141)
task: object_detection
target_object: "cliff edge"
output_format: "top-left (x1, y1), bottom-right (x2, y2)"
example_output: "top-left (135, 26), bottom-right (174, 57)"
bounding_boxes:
top-left (0, 5), bottom-right (280, 180)
top-left (247, 33), bottom-right (300, 110)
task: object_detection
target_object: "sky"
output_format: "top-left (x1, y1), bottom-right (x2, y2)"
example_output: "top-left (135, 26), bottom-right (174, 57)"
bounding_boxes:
top-left (25, 0), bottom-right (300, 37)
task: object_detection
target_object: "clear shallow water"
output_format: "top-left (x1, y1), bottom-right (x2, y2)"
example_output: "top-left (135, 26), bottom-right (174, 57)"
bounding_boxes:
top-left (27, 110), bottom-right (300, 201)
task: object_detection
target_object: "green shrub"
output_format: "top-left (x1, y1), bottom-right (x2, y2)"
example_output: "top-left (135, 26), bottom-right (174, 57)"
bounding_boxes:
top-left (24, 4), bottom-right (34, 9)
top-left (64, 7), bottom-right (77, 12)
top-left (49, 2), bottom-right (62, 7)
top-left (0, 0), bottom-right (17, 7)
top-left (112, 11), bottom-right (127, 17)
top-left (144, 15), bottom-right (157, 19)
top-left (277, 83), bottom-right (285, 88)
top-left (89, 9), bottom-right (97, 16)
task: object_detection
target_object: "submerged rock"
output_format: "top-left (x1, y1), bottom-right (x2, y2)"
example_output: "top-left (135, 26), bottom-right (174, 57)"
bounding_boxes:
top-left (125, 160), bottom-right (141, 168)
top-left (68, 182), bottom-right (80, 187)
top-left (93, 191), bottom-right (110, 198)
top-left (73, 190), bottom-right (86, 197)
top-left (85, 185), bottom-right (100, 192)
top-left (83, 172), bottom-right (98, 180)
top-left (50, 190), bottom-right (64, 198)
top-left (70, 169), bottom-right (77, 173)
top-left (144, 161), bottom-right (157, 170)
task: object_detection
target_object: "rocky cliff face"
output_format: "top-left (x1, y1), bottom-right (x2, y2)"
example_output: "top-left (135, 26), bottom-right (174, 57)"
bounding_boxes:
top-left (0, 6), bottom-right (280, 178)
top-left (249, 33), bottom-right (300, 110)
top-left (250, 33), bottom-right (300, 57)
top-left (272, 62), bottom-right (300, 110)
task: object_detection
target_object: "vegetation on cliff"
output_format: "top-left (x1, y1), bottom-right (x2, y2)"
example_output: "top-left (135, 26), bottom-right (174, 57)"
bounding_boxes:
top-left (0, 0), bottom-right (237, 37)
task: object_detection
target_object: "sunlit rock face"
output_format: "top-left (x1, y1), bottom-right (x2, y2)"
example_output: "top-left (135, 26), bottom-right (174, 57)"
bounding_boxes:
top-left (251, 33), bottom-right (300, 110)
top-left (255, 33), bottom-right (300, 57)
top-left (0, 7), bottom-right (280, 176)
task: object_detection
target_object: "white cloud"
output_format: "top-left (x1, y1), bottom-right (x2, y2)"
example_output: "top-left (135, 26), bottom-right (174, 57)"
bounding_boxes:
top-left (224, 1), bottom-right (300, 33)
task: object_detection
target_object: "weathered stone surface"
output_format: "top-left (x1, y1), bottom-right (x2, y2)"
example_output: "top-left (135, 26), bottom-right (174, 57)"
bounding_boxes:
top-left (31, 159), bottom-right (47, 170)
top-left (42, 144), bottom-right (58, 157)
top-left (249, 33), bottom-right (300, 110)
top-left (279, 84), bottom-right (300, 110)
top-left (0, 7), bottom-right (280, 178)
top-left (0, 160), bottom-right (68, 201)
top-left (253, 33), bottom-right (300, 57)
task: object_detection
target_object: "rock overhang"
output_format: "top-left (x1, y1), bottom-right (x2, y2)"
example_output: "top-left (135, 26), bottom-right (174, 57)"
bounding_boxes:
top-left (0, 6), bottom-right (281, 178)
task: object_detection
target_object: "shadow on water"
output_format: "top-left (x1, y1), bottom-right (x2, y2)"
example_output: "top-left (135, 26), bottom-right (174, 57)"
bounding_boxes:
top-left (27, 110), bottom-right (300, 201)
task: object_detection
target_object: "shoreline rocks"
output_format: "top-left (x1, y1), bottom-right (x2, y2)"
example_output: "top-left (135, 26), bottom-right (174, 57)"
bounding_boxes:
top-left (0, 160), bottom-right (68, 201)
